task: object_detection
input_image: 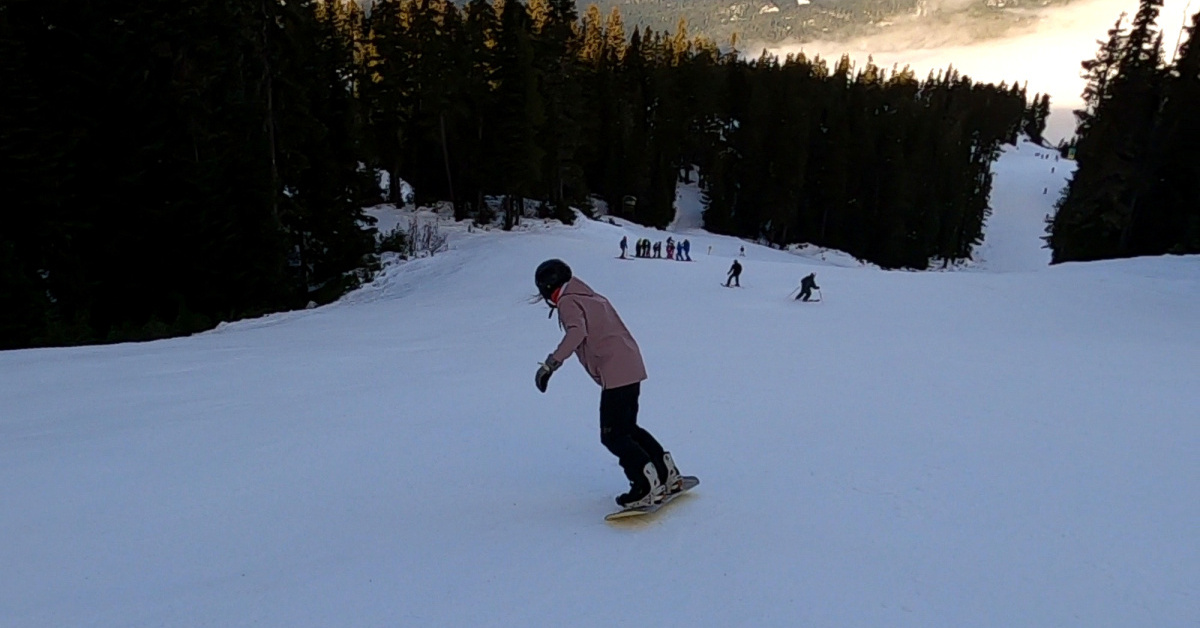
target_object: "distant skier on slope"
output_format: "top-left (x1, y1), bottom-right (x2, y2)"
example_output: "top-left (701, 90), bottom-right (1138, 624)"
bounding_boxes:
top-left (794, 273), bottom-right (820, 301)
top-left (619, 236), bottom-right (628, 259)
top-left (533, 259), bottom-right (686, 509)
top-left (725, 259), bottom-right (742, 287)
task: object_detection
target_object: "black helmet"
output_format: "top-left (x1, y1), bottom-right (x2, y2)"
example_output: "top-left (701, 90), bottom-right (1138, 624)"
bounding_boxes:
top-left (535, 259), bottom-right (572, 301)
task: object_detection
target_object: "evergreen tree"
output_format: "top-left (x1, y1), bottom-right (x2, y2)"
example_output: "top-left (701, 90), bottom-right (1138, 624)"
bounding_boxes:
top-left (460, 0), bottom-right (501, 219)
top-left (1023, 93), bottom-right (1051, 143)
top-left (269, 0), bottom-right (377, 298)
top-left (1135, 9), bottom-right (1200, 253)
top-left (603, 6), bottom-right (627, 64)
top-left (362, 0), bottom-right (409, 203)
top-left (533, 0), bottom-right (587, 218)
top-left (580, 5), bottom-right (604, 65)
top-left (1075, 15), bottom-right (1129, 136)
top-left (491, 0), bottom-right (544, 228)
top-left (1050, 0), bottom-right (1167, 261)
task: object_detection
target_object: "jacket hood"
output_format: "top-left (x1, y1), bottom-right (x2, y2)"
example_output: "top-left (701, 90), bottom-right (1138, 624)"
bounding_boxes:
top-left (559, 277), bottom-right (596, 299)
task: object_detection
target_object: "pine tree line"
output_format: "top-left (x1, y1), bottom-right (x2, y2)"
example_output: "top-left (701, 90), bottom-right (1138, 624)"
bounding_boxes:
top-left (357, 0), bottom-right (725, 229)
top-left (1047, 1), bottom-right (1200, 262)
top-left (697, 56), bottom-right (1033, 269)
top-left (1, 0), bottom-right (1034, 348)
top-left (356, 0), bottom-right (1032, 268)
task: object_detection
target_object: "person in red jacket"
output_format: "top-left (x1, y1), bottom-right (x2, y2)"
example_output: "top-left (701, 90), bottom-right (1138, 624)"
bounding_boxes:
top-left (533, 259), bottom-right (684, 508)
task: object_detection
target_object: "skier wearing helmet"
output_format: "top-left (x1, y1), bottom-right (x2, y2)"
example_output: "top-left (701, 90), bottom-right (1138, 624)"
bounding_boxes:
top-left (533, 259), bottom-right (685, 509)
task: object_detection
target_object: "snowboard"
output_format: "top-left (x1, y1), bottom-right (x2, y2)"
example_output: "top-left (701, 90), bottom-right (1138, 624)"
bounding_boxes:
top-left (604, 476), bottom-right (700, 521)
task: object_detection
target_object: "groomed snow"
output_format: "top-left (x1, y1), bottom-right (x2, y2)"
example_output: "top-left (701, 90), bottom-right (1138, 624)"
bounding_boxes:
top-left (2, 142), bottom-right (1197, 627)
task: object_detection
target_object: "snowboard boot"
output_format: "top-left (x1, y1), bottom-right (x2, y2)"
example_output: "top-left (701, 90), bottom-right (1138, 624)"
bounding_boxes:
top-left (661, 451), bottom-right (684, 495)
top-left (616, 462), bottom-right (664, 509)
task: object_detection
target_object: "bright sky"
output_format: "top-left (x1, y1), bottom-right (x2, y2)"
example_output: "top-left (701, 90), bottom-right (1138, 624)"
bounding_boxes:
top-left (764, 0), bottom-right (1195, 142)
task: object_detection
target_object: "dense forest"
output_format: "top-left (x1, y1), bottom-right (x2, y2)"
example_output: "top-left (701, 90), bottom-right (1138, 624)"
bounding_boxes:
top-left (697, 57), bottom-right (1041, 268)
top-left (2, 0), bottom-right (382, 349)
top-left (1047, 0), bottom-right (1200, 262)
top-left (2, 0), bottom-right (1038, 348)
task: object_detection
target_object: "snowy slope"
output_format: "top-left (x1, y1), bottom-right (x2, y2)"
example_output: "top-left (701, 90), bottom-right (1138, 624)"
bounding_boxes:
top-left (974, 141), bottom-right (1074, 271)
top-left (2, 146), bottom-right (1198, 627)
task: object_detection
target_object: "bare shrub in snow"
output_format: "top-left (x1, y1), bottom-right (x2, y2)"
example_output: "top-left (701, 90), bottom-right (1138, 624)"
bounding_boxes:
top-left (407, 215), bottom-right (448, 258)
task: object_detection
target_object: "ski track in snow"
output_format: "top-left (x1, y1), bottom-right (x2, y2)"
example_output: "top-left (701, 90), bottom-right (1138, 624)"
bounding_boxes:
top-left (1, 142), bottom-right (1198, 627)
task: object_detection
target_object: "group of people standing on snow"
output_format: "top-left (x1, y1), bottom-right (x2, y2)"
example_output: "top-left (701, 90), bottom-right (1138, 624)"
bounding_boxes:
top-left (621, 236), bottom-right (691, 261)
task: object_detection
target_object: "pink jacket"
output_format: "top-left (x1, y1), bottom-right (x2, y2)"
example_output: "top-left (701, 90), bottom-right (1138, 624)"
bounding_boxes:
top-left (550, 277), bottom-right (648, 389)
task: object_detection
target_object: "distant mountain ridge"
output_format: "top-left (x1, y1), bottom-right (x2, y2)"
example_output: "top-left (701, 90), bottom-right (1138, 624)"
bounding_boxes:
top-left (570, 0), bottom-right (1076, 47)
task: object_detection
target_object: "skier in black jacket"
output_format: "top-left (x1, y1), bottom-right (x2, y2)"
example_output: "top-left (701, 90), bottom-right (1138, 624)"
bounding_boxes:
top-left (725, 260), bottom-right (742, 287)
top-left (795, 273), bottom-right (820, 301)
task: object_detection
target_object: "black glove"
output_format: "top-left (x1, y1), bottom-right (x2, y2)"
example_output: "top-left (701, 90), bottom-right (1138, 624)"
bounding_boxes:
top-left (535, 355), bottom-right (561, 393)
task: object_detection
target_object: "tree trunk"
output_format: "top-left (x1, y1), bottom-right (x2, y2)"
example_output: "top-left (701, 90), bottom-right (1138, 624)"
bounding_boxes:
top-left (261, 0), bottom-right (279, 228)
top-left (440, 112), bottom-right (455, 203)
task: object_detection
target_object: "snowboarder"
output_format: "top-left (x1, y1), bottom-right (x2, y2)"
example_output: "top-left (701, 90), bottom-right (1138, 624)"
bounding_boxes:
top-left (619, 236), bottom-right (628, 259)
top-left (682, 239), bottom-right (691, 261)
top-left (653, 241), bottom-right (661, 258)
top-left (533, 259), bottom-right (686, 509)
top-left (725, 260), bottom-right (742, 287)
top-left (795, 273), bottom-right (820, 301)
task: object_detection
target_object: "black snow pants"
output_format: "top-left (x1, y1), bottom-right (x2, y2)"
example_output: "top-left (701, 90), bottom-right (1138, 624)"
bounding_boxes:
top-left (599, 382), bottom-right (667, 487)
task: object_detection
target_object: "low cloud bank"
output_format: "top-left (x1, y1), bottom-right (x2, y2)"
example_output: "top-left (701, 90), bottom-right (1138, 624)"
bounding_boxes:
top-left (760, 0), bottom-right (1193, 143)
